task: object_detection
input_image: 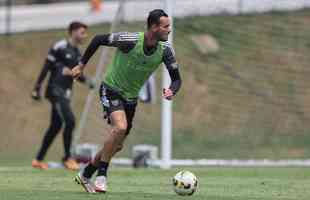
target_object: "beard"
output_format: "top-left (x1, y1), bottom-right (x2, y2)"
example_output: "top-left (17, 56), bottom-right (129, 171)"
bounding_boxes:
top-left (155, 31), bottom-right (169, 42)
top-left (159, 35), bottom-right (169, 42)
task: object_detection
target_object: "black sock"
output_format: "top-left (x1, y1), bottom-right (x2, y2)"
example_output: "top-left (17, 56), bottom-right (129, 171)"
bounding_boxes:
top-left (83, 163), bottom-right (98, 179)
top-left (97, 161), bottom-right (109, 177)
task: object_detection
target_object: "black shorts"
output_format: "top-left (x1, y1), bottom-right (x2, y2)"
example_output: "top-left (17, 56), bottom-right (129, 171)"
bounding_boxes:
top-left (45, 86), bottom-right (75, 127)
top-left (99, 83), bottom-right (137, 133)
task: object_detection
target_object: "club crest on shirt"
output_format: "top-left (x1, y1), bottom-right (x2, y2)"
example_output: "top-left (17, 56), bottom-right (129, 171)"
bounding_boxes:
top-left (66, 53), bottom-right (72, 59)
top-left (111, 100), bottom-right (120, 106)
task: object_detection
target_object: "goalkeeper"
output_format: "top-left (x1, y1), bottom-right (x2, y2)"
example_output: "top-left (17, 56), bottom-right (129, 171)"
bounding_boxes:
top-left (31, 22), bottom-right (95, 171)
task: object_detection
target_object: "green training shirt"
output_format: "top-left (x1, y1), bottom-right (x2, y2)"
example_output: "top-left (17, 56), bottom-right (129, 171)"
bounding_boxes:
top-left (104, 32), bottom-right (164, 99)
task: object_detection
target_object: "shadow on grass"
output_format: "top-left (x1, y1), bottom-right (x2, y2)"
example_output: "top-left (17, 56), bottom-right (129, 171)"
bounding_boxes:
top-left (0, 189), bottom-right (209, 200)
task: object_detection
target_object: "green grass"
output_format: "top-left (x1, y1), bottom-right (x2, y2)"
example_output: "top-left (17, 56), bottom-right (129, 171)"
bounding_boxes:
top-left (0, 166), bottom-right (310, 200)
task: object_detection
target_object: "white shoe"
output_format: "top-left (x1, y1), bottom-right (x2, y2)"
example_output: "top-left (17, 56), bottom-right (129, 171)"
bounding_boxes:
top-left (75, 172), bottom-right (96, 193)
top-left (94, 176), bottom-right (107, 193)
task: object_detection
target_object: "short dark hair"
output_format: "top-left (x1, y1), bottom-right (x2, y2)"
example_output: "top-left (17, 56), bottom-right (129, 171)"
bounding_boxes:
top-left (68, 21), bottom-right (88, 34)
top-left (147, 9), bottom-right (168, 29)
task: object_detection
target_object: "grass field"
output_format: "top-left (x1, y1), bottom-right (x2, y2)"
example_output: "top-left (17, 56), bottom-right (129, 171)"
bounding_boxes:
top-left (0, 166), bottom-right (310, 200)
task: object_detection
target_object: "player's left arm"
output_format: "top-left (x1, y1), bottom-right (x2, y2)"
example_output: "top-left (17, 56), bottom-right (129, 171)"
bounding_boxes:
top-left (162, 44), bottom-right (182, 100)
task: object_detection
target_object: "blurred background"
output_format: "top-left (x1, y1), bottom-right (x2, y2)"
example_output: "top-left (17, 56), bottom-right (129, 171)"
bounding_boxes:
top-left (0, 0), bottom-right (95, 5)
top-left (1, 0), bottom-right (310, 165)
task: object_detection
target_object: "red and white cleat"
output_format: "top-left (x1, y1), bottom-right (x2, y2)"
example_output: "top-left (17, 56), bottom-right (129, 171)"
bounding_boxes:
top-left (94, 176), bottom-right (107, 193)
top-left (75, 172), bottom-right (96, 193)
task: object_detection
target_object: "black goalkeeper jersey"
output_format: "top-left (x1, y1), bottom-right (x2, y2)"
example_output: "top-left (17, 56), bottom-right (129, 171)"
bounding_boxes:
top-left (35, 39), bottom-right (84, 93)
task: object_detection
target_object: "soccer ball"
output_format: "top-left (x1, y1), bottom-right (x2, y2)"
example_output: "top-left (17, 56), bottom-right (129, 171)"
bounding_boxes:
top-left (172, 170), bottom-right (198, 196)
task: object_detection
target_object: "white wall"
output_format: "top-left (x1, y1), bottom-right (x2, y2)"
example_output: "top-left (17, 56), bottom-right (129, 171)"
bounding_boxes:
top-left (1, 0), bottom-right (310, 34)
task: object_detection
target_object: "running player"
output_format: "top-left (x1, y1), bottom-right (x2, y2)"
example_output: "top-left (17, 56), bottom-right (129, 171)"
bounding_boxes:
top-left (31, 21), bottom-right (95, 170)
top-left (72, 9), bottom-right (182, 192)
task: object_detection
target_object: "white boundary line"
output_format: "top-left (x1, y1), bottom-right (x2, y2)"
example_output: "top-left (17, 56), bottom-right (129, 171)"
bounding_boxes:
top-left (1, 159), bottom-right (309, 171)
top-left (112, 158), bottom-right (310, 167)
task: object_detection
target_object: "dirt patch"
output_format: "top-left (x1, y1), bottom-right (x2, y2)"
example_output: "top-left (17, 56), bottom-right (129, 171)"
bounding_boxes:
top-left (191, 34), bottom-right (220, 55)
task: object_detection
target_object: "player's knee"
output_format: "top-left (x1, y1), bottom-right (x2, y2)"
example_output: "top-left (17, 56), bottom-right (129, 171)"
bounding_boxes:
top-left (125, 123), bottom-right (133, 135)
top-left (116, 144), bottom-right (123, 152)
top-left (54, 123), bottom-right (63, 132)
top-left (52, 120), bottom-right (63, 131)
top-left (113, 122), bottom-right (127, 135)
top-left (65, 117), bottom-right (75, 129)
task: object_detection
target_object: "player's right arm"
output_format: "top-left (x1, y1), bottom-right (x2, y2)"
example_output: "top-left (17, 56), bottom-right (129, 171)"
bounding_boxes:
top-left (31, 47), bottom-right (58, 100)
top-left (72, 32), bottom-right (138, 78)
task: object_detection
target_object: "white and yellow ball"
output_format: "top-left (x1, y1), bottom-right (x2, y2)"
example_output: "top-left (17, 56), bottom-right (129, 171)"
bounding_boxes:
top-left (172, 170), bottom-right (198, 196)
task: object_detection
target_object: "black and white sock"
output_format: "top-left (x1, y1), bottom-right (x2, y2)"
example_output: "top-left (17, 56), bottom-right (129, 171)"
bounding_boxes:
top-left (97, 161), bottom-right (109, 177)
top-left (82, 163), bottom-right (98, 179)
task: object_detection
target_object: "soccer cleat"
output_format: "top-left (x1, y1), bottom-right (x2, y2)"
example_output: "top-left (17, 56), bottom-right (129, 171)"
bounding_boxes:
top-left (94, 176), bottom-right (107, 193)
top-left (31, 159), bottom-right (49, 170)
top-left (63, 158), bottom-right (80, 170)
top-left (75, 172), bottom-right (96, 193)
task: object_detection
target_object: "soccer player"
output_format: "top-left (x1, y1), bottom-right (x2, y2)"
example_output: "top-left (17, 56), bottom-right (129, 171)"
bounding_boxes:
top-left (72, 9), bottom-right (182, 193)
top-left (31, 21), bottom-right (95, 170)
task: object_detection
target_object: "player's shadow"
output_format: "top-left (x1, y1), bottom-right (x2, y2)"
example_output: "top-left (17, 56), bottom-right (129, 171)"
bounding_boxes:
top-left (70, 190), bottom-right (208, 199)
top-left (102, 191), bottom-right (205, 199)
top-left (8, 188), bottom-right (248, 200)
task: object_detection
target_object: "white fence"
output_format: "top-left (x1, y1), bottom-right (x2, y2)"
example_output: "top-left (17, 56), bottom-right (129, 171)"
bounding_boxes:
top-left (1, 0), bottom-right (310, 34)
